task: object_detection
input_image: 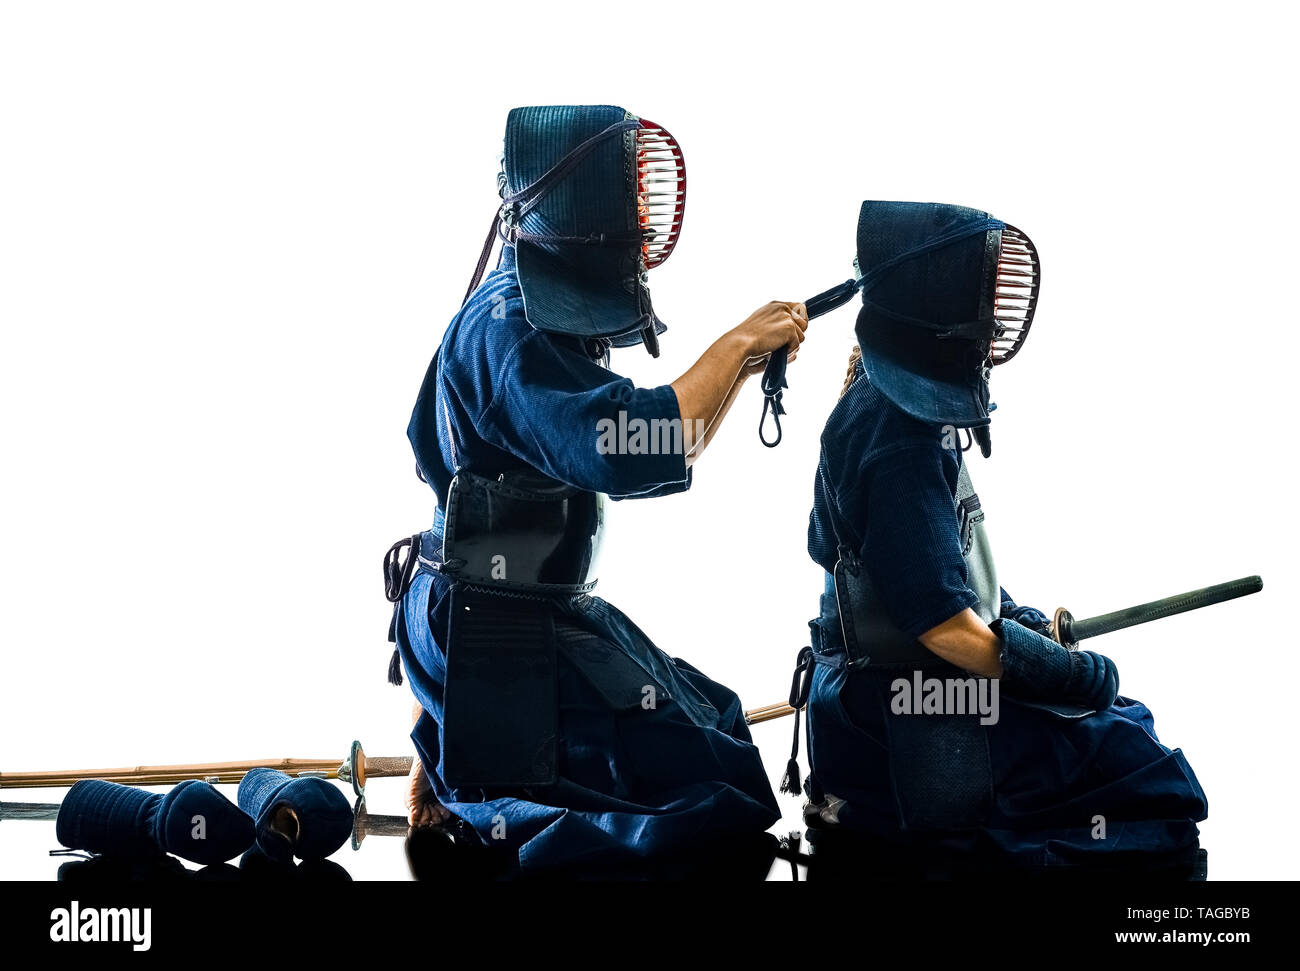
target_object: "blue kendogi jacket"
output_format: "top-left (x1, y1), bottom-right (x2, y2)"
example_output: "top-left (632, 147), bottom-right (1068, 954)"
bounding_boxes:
top-left (394, 246), bottom-right (780, 871)
top-left (408, 248), bottom-right (693, 505)
top-left (803, 360), bottom-right (1208, 863)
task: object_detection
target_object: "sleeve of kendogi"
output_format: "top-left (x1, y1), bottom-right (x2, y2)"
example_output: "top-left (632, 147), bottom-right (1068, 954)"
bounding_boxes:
top-left (475, 330), bottom-right (693, 498)
top-left (857, 444), bottom-right (980, 639)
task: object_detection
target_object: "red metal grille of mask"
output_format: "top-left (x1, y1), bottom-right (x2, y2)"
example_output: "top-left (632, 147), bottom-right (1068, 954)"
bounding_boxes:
top-left (635, 120), bottom-right (685, 269)
top-left (990, 224), bottom-right (1040, 365)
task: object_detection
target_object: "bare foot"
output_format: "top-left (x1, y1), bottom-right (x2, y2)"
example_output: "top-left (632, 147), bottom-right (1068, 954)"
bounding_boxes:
top-left (405, 756), bottom-right (451, 828)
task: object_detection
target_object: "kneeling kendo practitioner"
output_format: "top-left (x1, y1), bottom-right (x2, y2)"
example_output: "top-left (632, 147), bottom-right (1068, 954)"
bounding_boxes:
top-left (385, 105), bottom-right (803, 870)
top-left (787, 201), bottom-right (1208, 869)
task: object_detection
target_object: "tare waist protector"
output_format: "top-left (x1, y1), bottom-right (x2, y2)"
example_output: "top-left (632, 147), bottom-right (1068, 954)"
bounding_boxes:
top-left (437, 470), bottom-right (605, 791)
top-left (440, 470), bottom-right (605, 593)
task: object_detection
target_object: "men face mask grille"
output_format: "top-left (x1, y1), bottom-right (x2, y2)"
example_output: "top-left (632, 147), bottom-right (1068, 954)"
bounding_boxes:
top-left (634, 120), bottom-right (686, 269)
top-left (990, 225), bottom-right (1040, 365)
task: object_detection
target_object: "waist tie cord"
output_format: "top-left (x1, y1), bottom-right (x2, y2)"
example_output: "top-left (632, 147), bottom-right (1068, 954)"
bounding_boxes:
top-left (382, 534), bottom-right (423, 686)
top-left (780, 646), bottom-right (816, 797)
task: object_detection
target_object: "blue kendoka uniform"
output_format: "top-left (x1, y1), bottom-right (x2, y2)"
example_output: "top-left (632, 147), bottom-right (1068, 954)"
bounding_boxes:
top-left (393, 246), bottom-right (779, 871)
top-left (803, 361), bottom-right (1208, 864)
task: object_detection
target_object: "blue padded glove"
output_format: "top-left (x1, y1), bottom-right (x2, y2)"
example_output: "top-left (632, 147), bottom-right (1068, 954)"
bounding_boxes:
top-left (998, 587), bottom-right (1054, 637)
top-left (55, 779), bottom-right (255, 865)
top-left (996, 618), bottom-right (1119, 711)
top-left (237, 768), bottom-right (352, 863)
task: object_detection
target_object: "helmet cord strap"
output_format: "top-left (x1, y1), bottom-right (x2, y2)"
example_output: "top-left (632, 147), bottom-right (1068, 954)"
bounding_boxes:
top-left (463, 119), bottom-right (641, 304)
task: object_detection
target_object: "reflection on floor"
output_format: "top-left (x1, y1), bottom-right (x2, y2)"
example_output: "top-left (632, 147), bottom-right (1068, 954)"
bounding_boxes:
top-left (801, 826), bottom-right (1208, 882)
top-left (54, 849), bottom-right (355, 884)
top-left (7, 790), bottom-right (1206, 882)
top-left (404, 822), bottom-right (785, 882)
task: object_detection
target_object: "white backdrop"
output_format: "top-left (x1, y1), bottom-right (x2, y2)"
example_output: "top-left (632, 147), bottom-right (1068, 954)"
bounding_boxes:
top-left (2, 1), bottom-right (1295, 880)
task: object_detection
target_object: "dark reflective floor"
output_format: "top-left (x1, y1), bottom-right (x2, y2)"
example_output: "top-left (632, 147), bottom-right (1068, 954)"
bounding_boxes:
top-left (800, 827), bottom-right (1207, 882)
top-left (1, 788), bottom-right (791, 882)
top-left (4, 787), bottom-right (1205, 883)
top-left (404, 822), bottom-right (787, 883)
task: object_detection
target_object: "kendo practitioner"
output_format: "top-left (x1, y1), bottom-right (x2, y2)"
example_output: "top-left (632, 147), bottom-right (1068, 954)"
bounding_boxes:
top-left (384, 105), bottom-right (802, 872)
top-left (790, 201), bottom-right (1208, 875)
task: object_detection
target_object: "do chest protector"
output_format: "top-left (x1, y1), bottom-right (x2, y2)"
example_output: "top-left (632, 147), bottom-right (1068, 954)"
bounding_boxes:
top-left (834, 463), bottom-right (999, 670)
top-left (386, 471), bottom-right (606, 790)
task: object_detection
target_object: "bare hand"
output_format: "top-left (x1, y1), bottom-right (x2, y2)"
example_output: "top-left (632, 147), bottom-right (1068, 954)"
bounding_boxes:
top-left (405, 755), bottom-right (452, 828)
top-left (731, 301), bottom-right (808, 361)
